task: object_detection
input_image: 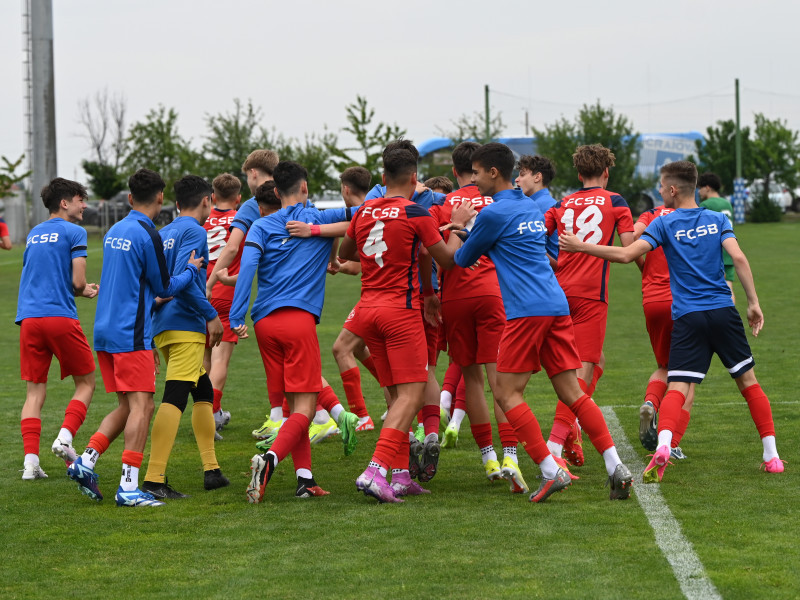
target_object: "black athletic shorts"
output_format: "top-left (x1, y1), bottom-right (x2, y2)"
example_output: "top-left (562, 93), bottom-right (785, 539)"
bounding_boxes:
top-left (667, 306), bottom-right (754, 383)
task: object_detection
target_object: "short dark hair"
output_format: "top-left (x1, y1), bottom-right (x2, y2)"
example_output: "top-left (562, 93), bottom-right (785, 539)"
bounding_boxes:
top-left (423, 176), bottom-right (453, 194)
top-left (129, 168), bottom-right (166, 205)
top-left (272, 161), bottom-right (308, 197)
top-left (517, 155), bottom-right (556, 187)
top-left (573, 144), bottom-right (615, 178)
top-left (212, 173), bottom-right (242, 200)
top-left (40, 178), bottom-right (88, 213)
top-left (255, 181), bottom-right (280, 210)
top-left (174, 175), bottom-right (212, 210)
top-left (661, 161), bottom-right (698, 194)
top-left (452, 141), bottom-right (481, 176)
top-left (382, 148), bottom-right (418, 183)
top-left (340, 167), bottom-right (372, 194)
top-left (383, 139), bottom-right (419, 162)
top-left (472, 143), bottom-right (515, 181)
top-left (697, 172), bottom-right (722, 192)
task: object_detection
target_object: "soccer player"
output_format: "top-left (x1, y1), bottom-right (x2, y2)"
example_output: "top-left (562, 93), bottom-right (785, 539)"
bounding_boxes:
top-left (423, 175), bottom-right (454, 195)
top-left (0, 215), bottom-right (11, 249)
top-left (450, 142), bottom-right (633, 503)
top-left (515, 154), bottom-right (558, 267)
top-left (560, 160), bottom-right (784, 481)
top-left (339, 143), bottom-right (476, 503)
top-left (140, 175), bottom-right (228, 500)
top-left (16, 178), bottom-right (98, 480)
top-left (233, 161), bottom-right (360, 502)
top-left (697, 172), bottom-right (736, 301)
top-left (436, 141), bottom-right (525, 491)
top-left (67, 169), bottom-right (204, 507)
top-left (543, 144), bottom-right (635, 468)
top-left (202, 173), bottom-right (243, 433)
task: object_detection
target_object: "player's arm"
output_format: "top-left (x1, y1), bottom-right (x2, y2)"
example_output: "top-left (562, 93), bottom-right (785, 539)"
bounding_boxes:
top-left (0, 221), bottom-right (10, 249)
top-left (207, 227), bottom-right (244, 296)
top-left (632, 221), bottom-right (648, 271)
top-left (287, 221), bottom-right (350, 238)
top-left (560, 232), bottom-right (652, 263)
top-left (722, 237), bottom-right (763, 336)
top-left (143, 227), bottom-right (200, 297)
top-left (229, 236), bottom-right (262, 337)
top-left (71, 256), bottom-right (99, 298)
top-left (338, 234), bottom-right (358, 262)
top-left (426, 200), bottom-right (476, 269)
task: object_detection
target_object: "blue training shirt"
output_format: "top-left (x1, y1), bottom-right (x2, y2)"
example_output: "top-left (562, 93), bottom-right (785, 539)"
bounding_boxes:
top-left (230, 202), bottom-right (353, 328)
top-left (640, 207), bottom-right (736, 320)
top-left (229, 197), bottom-right (260, 235)
top-left (454, 188), bottom-right (569, 320)
top-left (94, 209), bottom-right (198, 352)
top-left (152, 216), bottom-right (218, 337)
top-left (529, 188), bottom-right (559, 260)
top-left (16, 218), bottom-right (88, 324)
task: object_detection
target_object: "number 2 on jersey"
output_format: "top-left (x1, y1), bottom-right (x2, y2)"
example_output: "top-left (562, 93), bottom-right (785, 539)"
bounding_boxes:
top-left (363, 220), bottom-right (388, 267)
top-left (561, 205), bottom-right (604, 244)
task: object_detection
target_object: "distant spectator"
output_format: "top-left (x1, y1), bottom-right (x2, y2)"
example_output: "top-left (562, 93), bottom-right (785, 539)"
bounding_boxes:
top-left (0, 216), bottom-right (11, 250)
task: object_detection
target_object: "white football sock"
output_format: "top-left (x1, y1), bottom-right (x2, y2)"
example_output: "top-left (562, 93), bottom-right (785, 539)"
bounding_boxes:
top-left (657, 430), bottom-right (673, 449)
top-left (120, 462), bottom-right (139, 492)
top-left (546, 440), bottom-right (563, 457)
top-left (539, 454), bottom-right (559, 479)
top-left (762, 435), bottom-right (778, 461)
top-left (313, 409), bottom-right (329, 425)
top-left (480, 445), bottom-right (497, 465)
top-left (602, 446), bottom-right (622, 477)
top-left (439, 390), bottom-right (453, 412)
top-left (269, 407), bottom-right (283, 422)
top-left (57, 428), bottom-right (74, 444)
top-left (450, 408), bottom-right (466, 429)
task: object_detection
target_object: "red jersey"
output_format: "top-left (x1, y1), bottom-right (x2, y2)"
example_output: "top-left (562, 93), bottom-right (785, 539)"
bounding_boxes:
top-left (636, 207), bottom-right (674, 304)
top-left (437, 184), bottom-right (501, 302)
top-left (0, 218), bottom-right (9, 238)
top-left (203, 207), bottom-right (242, 302)
top-left (545, 187), bottom-right (634, 303)
top-left (346, 196), bottom-right (442, 310)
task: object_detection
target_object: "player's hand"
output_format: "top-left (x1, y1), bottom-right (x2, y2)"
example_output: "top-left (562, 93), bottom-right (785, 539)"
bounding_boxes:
top-left (217, 268), bottom-right (237, 286)
top-left (205, 282), bottom-right (214, 300)
top-left (747, 303), bottom-right (764, 337)
top-left (82, 283), bottom-right (99, 299)
top-left (415, 181), bottom-right (429, 196)
top-left (207, 316), bottom-right (224, 347)
top-left (450, 199), bottom-right (477, 229)
top-left (232, 324), bottom-right (248, 338)
top-left (559, 232), bottom-right (581, 253)
top-left (187, 250), bottom-right (205, 270)
top-left (327, 258), bottom-right (341, 275)
top-left (154, 296), bottom-right (173, 307)
top-left (286, 221), bottom-right (312, 238)
top-left (153, 349), bottom-right (161, 375)
top-left (423, 292), bottom-right (442, 327)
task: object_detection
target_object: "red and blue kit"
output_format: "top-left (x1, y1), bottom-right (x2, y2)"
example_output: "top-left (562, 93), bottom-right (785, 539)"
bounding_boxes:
top-left (203, 207), bottom-right (241, 304)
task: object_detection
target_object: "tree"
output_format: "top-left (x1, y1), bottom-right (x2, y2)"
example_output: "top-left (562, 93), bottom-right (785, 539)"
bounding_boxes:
top-left (81, 160), bottom-right (125, 200)
top-left (124, 106), bottom-right (200, 201)
top-left (279, 131), bottom-right (340, 197)
top-left (532, 101), bottom-right (651, 202)
top-left (78, 89), bottom-right (128, 168)
top-left (694, 119), bottom-right (757, 194)
top-left (0, 155), bottom-right (30, 200)
top-left (749, 113), bottom-right (800, 222)
top-left (326, 95), bottom-right (406, 179)
top-left (437, 110), bottom-right (505, 144)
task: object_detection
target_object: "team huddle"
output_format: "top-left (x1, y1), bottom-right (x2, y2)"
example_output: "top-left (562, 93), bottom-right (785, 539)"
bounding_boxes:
top-left (16, 139), bottom-right (784, 507)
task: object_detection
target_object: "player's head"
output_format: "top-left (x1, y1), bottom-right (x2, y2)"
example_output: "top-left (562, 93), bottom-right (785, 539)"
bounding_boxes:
top-left (272, 161), bottom-right (309, 201)
top-left (382, 148), bottom-right (418, 190)
top-left (423, 176), bottom-right (453, 195)
top-left (255, 181), bottom-right (280, 217)
top-left (242, 149), bottom-right (279, 195)
top-left (697, 171), bottom-right (722, 200)
top-left (471, 143), bottom-right (515, 196)
top-left (212, 173), bottom-right (242, 206)
top-left (340, 166), bottom-right (371, 206)
top-left (660, 161), bottom-right (698, 206)
top-left (129, 168), bottom-right (166, 206)
top-left (515, 155), bottom-right (556, 196)
top-left (383, 139), bottom-right (419, 162)
top-left (40, 177), bottom-right (88, 220)
top-left (451, 141), bottom-right (481, 178)
top-left (573, 144), bottom-right (615, 184)
top-left (174, 175), bottom-right (213, 219)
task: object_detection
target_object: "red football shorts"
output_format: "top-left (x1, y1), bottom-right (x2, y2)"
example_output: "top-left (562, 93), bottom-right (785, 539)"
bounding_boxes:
top-left (442, 295), bottom-right (505, 367)
top-left (643, 300), bottom-right (673, 368)
top-left (205, 298), bottom-right (239, 346)
top-left (419, 296), bottom-right (440, 367)
top-left (254, 307), bottom-right (322, 395)
top-left (436, 320), bottom-right (448, 354)
top-left (566, 296), bottom-right (608, 364)
top-left (360, 305), bottom-right (428, 387)
top-left (497, 315), bottom-right (582, 377)
top-left (19, 317), bottom-right (95, 383)
top-left (97, 349), bottom-right (156, 394)
top-left (342, 302), bottom-right (366, 339)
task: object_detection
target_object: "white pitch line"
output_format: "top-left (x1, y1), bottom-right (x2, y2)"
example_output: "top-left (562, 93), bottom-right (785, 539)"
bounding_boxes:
top-left (601, 406), bottom-right (722, 600)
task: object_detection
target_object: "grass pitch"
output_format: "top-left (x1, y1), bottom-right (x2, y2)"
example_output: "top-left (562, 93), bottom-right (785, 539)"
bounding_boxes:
top-left (0, 221), bottom-right (798, 599)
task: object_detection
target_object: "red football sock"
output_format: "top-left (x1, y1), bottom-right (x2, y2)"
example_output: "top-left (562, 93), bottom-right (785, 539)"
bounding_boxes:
top-left (271, 413), bottom-right (311, 463)
top-left (421, 404), bottom-right (439, 437)
top-left (497, 422), bottom-right (518, 449)
top-left (318, 386), bottom-right (341, 414)
top-left (87, 432), bottom-right (110, 454)
top-left (644, 379), bottom-right (668, 412)
top-left (568, 395), bottom-right (614, 454)
top-left (442, 362), bottom-right (462, 395)
top-left (504, 403), bottom-right (550, 464)
top-left (416, 409), bottom-right (424, 426)
top-left (268, 390), bottom-right (283, 410)
top-left (282, 397), bottom-right (290, 419)
top-left (588, 365), bottom-right (604, 397)
top-left (548, 401), bottom-right (574, 445)
top-left (360, 356), bottom-right (380, 382)
top-left (340, 367), bottom-right (369, 418)
top-left (61, 399), bottom-right (88, 436)
top-left (453, 377), bottom-right (466, 416)
top-left (120, 450), bottom-right (143, 468)
top-left (21, 418), bottom-right (41, 456)
top-left (212, 388), bottom-right (223, 413)
top-left (289, 434), bottom-right (312, 472)
top-left (672, 409), bottom-right (691, 447)
top-left (742, 383), bottom-right (775, 438)
top-left (470, 422), bottom-right (493, 449)
top-left (391, 436), bottom-right (410, 471)
top-left (657, 390), bottom-right (685, 435)
top-left (371, 427), bottom-right (407, 471)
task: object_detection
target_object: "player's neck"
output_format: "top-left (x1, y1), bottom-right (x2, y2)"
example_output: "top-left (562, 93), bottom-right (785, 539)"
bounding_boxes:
top-left (385, 185), bottom-right (413, 199)
top-left (280, 193), bottom-right (306, 209)
top-left (580, 177), bottom-right (606, 189)
top-left (132, 202), bottom-right (160, 221)
top-left (455, 174), bottom-right (473, 188)
top-left (707, 192), bottom-right (721, 199)
top-left (673, 195), bottom-right (698, 209)
top-left (215, 201), bottom-right (237, 210)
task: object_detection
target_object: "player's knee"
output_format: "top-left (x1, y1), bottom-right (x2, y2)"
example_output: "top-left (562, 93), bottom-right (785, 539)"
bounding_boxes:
top-left (162, 380), bottom-right (193, 412)
top-left (191, 374), bottom-right (214, 404)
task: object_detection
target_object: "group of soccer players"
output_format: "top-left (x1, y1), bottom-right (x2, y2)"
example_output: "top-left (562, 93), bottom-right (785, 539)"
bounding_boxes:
top-left (15, 136), bottom-right (783, 508)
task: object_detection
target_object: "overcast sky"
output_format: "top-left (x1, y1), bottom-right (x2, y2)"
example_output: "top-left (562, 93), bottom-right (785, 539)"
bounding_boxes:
top-left (2, 0), bottom-right (799, 185)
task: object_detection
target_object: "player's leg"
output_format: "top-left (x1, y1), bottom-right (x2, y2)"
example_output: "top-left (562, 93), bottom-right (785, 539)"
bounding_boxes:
top-left (317, 377), bottom-right (359, 455)
top-left (461, 363), bottom-right (500, 478)
top-left (190, 372), bottom-right (229, 490)
top-left (333, 327), bottom-right (370, 419)
top-left (208, 340), bottom-right (235, 430)
top-left (19, 318), bottom-right (52, 479)
top-left (640, 300), bottom-right (672, 450)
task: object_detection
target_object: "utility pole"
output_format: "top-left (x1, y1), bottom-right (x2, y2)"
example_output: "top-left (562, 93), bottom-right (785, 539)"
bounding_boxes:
top-left (484, 84), bottom-right (490, 142)
top-left (735, 78), bottom-right (742, 179)
top-left (732, 78), bottom-right (745, 224)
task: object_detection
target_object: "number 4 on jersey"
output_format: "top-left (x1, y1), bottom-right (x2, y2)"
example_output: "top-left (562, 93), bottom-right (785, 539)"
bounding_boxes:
top-left (363, 220), bottom-right (388, 267)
